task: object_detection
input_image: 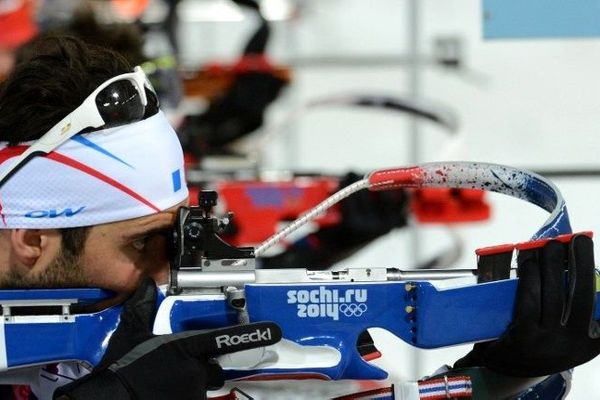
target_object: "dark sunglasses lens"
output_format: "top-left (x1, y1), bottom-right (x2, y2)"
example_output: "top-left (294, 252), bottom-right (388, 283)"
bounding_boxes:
top-left (96, 80), bottom-right (145, 128)
top-left (143, 87), bottom-right (160, 119)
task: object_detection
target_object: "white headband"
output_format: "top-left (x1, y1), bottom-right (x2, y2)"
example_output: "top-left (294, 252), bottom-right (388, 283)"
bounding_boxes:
top-left (0, 111), bottom-right (188, 228)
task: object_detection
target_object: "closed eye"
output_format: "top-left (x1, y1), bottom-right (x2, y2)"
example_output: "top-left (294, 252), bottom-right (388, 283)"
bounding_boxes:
top-left (129, 229), bottom-right (170, 253)
top-left (131, 237), bottom-right (148, 252)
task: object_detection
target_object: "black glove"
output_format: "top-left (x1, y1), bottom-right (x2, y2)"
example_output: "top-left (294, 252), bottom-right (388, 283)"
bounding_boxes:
top-left (54, 279), bottom-right (281, 400)
top-left (455, 234), bottom-right (600, 377)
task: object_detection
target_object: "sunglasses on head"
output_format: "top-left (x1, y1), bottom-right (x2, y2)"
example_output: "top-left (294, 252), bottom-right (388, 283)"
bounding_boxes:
top-left (0, 66), bottom-right (160, 188)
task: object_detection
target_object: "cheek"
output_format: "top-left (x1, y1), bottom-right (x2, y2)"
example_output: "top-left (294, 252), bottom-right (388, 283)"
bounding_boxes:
top-left (82, 245), bottom-right (142, 294)
top-left (81, 233), bottom-right (171, 292)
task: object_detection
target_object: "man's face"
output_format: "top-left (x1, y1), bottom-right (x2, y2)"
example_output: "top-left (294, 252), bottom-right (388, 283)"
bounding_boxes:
top-left (81, 202), bottom-right (185, 293)
top-left (1, 201), bottom-right (186, 295)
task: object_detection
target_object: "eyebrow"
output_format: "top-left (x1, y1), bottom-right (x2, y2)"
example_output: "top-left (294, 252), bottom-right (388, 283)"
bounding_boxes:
top-left (124, 227), bottom-right (170, 241)
top-left (121, 212), bottom-right (177, 240)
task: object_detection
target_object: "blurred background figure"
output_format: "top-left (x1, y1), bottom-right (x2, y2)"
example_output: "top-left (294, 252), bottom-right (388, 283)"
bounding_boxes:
top-left (0, 0), bottom-right (38, 79)
top-left (177, 0), bottom-right (289, 158)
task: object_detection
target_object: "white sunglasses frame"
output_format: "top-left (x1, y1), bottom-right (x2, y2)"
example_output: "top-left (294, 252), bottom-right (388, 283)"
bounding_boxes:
top-left (0, 66), bottom-right (155, 187)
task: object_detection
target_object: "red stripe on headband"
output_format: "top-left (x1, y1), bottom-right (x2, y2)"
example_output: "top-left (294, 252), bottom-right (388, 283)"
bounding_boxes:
top-left (0, 145), bottom-right (160, 213)
top-left (0, 146), bottom-right (28, 162)
top-left (47, 152), bottom-right (161, 212)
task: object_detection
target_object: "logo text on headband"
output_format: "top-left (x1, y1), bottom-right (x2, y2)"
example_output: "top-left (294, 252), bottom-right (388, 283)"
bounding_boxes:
top-left (25, 206), bottom-right (86, 219)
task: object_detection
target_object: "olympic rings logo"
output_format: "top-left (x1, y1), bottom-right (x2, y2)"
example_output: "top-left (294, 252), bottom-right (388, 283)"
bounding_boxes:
top-left (339, 303), bottom-right (368, 317)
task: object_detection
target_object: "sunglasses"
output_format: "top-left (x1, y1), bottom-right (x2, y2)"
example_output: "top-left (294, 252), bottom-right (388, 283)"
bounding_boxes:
top-left (0, 66), bottom-right (160, 188)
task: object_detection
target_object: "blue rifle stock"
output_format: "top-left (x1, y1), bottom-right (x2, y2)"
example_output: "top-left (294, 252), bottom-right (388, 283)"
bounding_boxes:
top-left (1, 267), bottom-right (598, 380)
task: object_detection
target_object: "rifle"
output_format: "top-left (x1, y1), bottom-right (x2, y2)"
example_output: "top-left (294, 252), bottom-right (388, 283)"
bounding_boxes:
top-left (0, 162), bottom-right (595, 382)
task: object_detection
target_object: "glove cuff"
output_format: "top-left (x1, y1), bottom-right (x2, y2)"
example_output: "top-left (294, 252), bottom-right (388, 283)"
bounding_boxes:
top-left (53, 370), bottom-right (131, 400)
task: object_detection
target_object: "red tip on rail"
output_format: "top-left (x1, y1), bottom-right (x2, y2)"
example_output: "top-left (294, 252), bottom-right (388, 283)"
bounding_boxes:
top-left (367, 166), bottom-right (423, 191)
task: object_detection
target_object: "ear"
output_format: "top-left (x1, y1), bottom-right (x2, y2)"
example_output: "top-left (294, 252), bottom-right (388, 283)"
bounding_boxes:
top-left (10, 229), bottom-right (57, 268)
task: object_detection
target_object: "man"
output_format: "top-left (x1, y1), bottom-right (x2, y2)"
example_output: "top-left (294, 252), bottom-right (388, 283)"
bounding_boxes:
top-left (0, 35), bottom-right (280, 400)
top-left (0, 34), bottom-right (181, 294)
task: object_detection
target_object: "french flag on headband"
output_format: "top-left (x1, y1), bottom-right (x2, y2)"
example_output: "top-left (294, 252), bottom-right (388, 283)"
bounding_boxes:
top-left (0, 111), bottom-right (188, 229)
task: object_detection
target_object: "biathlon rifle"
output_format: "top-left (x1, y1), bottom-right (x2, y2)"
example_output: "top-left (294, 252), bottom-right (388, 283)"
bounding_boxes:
top-left (0, 162), bottom-right (596, 382)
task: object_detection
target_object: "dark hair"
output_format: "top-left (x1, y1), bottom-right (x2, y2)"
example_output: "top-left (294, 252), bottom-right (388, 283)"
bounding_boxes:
top-left (0, 34), bottom-right (132, 145)
top-left (0, 35), bottom-right (128, 254)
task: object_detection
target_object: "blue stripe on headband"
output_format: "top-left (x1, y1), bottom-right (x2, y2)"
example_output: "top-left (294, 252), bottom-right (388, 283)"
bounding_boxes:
top-left (71, 135), bottom-right (134, 168)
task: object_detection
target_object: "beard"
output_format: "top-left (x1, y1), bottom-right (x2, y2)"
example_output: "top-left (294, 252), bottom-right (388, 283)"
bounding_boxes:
top-left (1, 246), bottom-right (92, 288)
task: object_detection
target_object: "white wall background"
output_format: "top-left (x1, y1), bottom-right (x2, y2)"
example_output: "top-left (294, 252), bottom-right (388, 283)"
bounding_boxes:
top-left (177, 0), bottom-right (600, 397)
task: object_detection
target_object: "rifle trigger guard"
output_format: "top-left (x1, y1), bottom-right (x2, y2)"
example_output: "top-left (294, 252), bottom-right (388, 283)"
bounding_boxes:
top-left (226, 288), bottom-right (249, 324)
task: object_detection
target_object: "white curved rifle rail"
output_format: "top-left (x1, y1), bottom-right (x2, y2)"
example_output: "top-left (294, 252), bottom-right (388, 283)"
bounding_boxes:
top-left (254, 162), bottom-right (571, 258)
